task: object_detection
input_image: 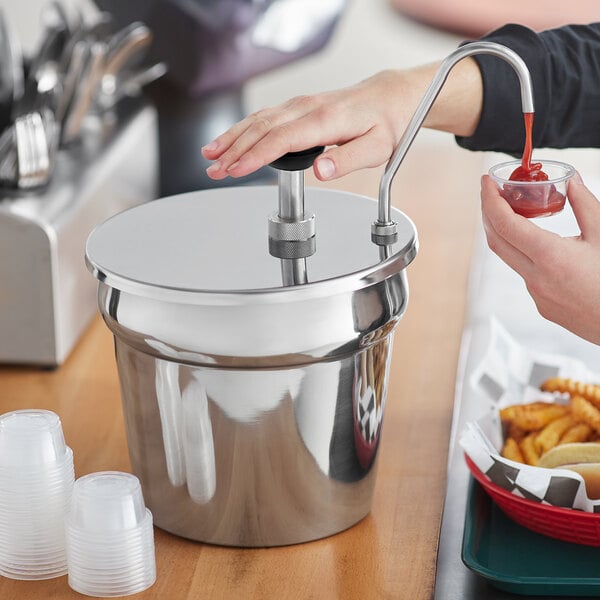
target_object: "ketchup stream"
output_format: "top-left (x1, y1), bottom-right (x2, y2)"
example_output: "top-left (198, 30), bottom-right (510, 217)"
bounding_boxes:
top-left (499, 112), bottom-right (564, 218)
top-left (509, 113), bottom-right (548, 182)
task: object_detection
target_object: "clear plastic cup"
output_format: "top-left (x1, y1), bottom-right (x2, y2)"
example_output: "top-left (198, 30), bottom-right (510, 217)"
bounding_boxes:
top-left (0, 409), bottom-right (69, 467)
top-left (0, 409), bottom-right (74, 580)
top-left (66, 472), bottom-right (156, 597)
top-left (69, 472), bottom-right (147, 533)
top-left (488, 159), bottom-right (575, 218)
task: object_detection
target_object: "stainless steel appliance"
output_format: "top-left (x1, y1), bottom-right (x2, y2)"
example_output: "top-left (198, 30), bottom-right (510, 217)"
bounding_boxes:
top-left (0, 99), bottom-right (158, 366)
top-left (85, 41), bottom-right (534, 546)
top-left (85, 145), bottom-right (417, 546)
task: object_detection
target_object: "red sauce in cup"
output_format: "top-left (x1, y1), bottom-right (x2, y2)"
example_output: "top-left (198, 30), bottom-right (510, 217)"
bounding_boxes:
top-left (499, 113), bottom-right (565, 217)
top-left (499, 182), bottom-right (566, 218)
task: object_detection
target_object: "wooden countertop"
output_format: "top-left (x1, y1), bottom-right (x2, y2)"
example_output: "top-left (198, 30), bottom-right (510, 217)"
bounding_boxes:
top-left (0, 141), bottom-right (483, 600)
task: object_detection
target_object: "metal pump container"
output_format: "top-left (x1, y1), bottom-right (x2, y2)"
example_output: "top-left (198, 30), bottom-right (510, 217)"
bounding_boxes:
top-left (85, 148), bottom-right (417, 547)
top-left (85, 41), bottom-right (534, 547)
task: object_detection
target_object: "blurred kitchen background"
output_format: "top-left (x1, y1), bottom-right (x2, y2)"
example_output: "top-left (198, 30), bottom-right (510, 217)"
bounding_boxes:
top-left (3, 0), bottom-right (463, 195)
top-left (6, 1), bottom-right (461, 105)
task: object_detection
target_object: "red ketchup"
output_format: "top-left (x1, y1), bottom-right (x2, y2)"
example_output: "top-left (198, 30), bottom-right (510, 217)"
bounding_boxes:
top-left (500, 112), bottom-right (566, 218)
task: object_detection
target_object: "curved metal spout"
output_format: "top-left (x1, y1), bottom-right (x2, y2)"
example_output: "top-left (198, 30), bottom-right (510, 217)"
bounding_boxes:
top-left (372, 41), bottom-right (534, 243)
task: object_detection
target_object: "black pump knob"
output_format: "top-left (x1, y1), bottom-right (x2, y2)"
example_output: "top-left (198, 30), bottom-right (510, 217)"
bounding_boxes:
top-left (269, 146), bottom-right (325, 171)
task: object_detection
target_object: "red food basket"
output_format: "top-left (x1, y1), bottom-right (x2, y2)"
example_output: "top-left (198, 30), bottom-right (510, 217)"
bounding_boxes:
top-left (465, 454), bottom-right (600, 546)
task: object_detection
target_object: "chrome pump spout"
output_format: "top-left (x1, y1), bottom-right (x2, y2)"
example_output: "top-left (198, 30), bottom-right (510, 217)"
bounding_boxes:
top-left (372, 41), bottom-right (535, 243)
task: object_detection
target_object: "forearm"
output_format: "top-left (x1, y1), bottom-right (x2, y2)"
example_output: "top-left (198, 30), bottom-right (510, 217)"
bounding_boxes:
top-left (420, 57), bottom-right (483, 136)
top-left (349, 58), bottom-right (483, 139)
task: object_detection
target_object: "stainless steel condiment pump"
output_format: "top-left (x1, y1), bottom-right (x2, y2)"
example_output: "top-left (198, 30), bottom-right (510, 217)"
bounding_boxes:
top-left (86, 148), bottom-right (418, 547)
top-left (372, 40), bottom-right (535, 243)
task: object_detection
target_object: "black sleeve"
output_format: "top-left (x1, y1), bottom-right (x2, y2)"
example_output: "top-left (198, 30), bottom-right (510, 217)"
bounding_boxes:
top-left (455, 22), bottom-right (600, 155)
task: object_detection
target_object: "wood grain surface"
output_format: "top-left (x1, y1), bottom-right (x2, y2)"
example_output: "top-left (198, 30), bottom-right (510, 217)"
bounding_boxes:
top-left (0, 141), bottom-right (484, 599)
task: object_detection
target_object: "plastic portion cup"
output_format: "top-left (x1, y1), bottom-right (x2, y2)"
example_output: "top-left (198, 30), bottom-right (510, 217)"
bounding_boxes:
top-left (69, 471), bottom-right (147, 533)
top-left (0, 409), bottom-right (74, 580)
top-left (488, 159), bottom-right (575, 218)
top-left (66, 472), bottom-right (156, 597)
top-left (0, 409), bottom-right (68, 467)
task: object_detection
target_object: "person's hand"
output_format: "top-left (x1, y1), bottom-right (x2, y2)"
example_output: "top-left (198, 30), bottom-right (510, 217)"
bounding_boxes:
top-left (481, 173), bottom-right (600, 344)
top-left (201, 59), bottom-right (483, 182)
top-left (201, 70), bottom-right (413, 182)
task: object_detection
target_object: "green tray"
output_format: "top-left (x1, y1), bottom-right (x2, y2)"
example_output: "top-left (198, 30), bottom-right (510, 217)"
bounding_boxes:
top-left (462, 477), bottom-right (600, 596)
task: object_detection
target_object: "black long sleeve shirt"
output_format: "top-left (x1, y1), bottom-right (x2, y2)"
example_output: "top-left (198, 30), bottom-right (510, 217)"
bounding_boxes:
top-left (455, 23), bottom-right (600, 155)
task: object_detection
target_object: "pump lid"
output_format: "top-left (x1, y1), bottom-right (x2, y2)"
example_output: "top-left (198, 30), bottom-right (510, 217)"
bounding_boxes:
top-left (85, 185), bottom-right (417, 304)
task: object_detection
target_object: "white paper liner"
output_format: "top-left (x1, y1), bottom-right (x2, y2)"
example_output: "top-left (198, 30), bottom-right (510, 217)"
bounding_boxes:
top-left (459, 317), bottom-right (600, 513)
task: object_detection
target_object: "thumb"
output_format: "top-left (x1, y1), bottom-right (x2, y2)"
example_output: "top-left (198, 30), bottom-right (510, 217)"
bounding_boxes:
top-left (568, 172), bottom-right (600, 241)
top-left (314, 131), bottom-right (394, 180)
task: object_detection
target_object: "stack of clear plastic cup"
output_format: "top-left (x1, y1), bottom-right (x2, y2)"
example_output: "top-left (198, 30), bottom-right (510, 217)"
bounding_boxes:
top-left (66, 471), bottom-right (156, 597)
top-left (0, 409), bottom-right (75, 580)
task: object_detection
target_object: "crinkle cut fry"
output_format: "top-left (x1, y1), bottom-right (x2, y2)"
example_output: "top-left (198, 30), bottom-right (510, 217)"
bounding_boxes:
top-left (571, 395), bottom-right (600, 435)
top-left (559, 422), bottom-right (593, 444)
top-left (519, 433), bottom-right (540, 466)
top-left (499, 402), bottom-right (568, 431)
top-left (501, 437), bottom-right (525, 463)
top-left (541, 377), bottom-right (600, 408)
top-left (535, 413), bottom-right (578, 454)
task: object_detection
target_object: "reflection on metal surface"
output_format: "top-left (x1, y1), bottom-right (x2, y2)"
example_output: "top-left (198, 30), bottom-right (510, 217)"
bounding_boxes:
top-left (199, 369), bottom-right (302, 423)
top-left (155, 359), bottom-right (185, 486)
top-left (354, 336), bottom-right (391, 470)
top-left (116, 334), bottom-right (394, 546)
top-left (155, 361), bottom-right (219, 504)
top-left (181, 380), bottom-right (216, 505)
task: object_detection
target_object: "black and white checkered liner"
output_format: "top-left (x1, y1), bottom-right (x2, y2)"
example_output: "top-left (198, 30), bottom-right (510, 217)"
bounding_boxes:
top-left (461, 422), bottom-right (600, 512)
top-left (460, 318), bottom-right (600, 513)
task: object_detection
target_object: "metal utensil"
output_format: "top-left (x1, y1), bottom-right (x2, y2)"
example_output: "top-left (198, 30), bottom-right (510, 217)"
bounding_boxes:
top-left (54, 39), bottom-right (88, 127)
top-left (15, 111), bottom-right (51, 189)
top-left (99, 22), bottom-right (152, 98)
top-left (97, 62), bottom-right (167, 111)
top-left (57, 11), bottom-right (112, 73)
top-left (61, 41), bottom-right (106, 144)
top-left (54, 12), bottom-right (113, 128)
